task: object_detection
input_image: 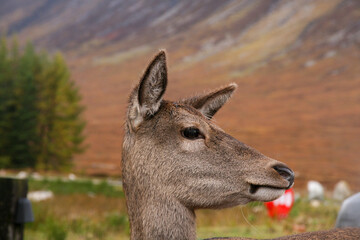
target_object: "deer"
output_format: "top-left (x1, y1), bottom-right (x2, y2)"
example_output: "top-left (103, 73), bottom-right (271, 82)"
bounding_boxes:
top-left (121, 51), bottom-right (360, 240)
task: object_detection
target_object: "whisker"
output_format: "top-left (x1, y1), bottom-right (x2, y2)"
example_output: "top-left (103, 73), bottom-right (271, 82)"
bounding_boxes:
top-left (240, 205), bottom-right (261, 235)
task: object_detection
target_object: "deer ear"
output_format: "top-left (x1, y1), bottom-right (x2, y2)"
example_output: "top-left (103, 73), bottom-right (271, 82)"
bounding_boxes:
top-left (181, 83), bottom-right (237, 119)
top-left (128, 51), bottom-right (168, 130)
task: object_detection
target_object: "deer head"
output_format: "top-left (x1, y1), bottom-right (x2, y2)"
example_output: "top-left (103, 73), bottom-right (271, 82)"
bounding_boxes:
top-left (122, 51), bottom-right (294, 240)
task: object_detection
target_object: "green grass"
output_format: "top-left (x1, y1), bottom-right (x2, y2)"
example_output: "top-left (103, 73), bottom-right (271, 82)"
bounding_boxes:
top-left (26, 195), bottom-right (129, 240)
top-left (28, 178), bottom-right (124, 198)
top-left (196, 198), bottom-right (339, 239)
top-left (26, 177), bottom-right (128, 240)
top-left (25, 178), bottom-right (340, 240)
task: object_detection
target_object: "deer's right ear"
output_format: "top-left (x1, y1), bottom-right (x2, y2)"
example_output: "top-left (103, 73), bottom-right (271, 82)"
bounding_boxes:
top-left (127, 51), bottom-right (168, 130)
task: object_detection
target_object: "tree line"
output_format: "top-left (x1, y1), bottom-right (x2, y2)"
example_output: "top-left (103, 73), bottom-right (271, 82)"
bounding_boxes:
top-left (0, 37), bottom-right (85, 170)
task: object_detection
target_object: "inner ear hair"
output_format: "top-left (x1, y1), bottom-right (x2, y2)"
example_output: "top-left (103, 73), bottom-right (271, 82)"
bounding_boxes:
top-left (138, 51), bottom-right (167, 110)
top-left (127, 51), bottom-right (168, 130)
top-left (181, 83), bottom-right (237, 119)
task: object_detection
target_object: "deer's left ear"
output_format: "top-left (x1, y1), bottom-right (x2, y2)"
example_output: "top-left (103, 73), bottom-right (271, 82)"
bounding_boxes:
top-left (128, 51), bottom-right (167, 130)
top-left (181, 83), bottom-right (237, 119)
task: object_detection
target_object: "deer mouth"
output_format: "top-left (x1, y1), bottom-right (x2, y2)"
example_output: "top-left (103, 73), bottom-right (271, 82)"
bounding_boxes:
top-left (249, 184), bottom-right (286, 194)
top-left (247, 183), bottom-right (288, 202)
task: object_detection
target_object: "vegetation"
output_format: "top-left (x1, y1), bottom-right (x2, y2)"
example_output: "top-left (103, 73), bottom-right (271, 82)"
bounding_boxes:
top-left (25, 178), bottom-right (340, 240)
top-left (0, 37), bottom-right (85, 170)
top-left (26, 178), bottom-right (129, 240)
top-left (196, 198), bottom-right (339, 239)
top-left (28, 178), bottom-right (124, 198)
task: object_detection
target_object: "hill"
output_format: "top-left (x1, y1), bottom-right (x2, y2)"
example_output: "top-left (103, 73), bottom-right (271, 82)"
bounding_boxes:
top-left (1, 0), bottom-right (359, 189)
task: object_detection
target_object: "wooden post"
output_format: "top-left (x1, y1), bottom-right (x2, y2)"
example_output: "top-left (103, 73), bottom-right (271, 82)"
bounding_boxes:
top-left (0, 177), bottom-right (28, 240)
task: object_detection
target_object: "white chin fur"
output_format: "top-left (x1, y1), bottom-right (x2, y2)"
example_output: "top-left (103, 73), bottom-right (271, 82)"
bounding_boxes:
top-left (250, 187), bottom-right (285, 202)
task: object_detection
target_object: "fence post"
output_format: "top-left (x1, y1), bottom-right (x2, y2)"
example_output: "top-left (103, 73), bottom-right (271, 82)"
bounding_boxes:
top-left (0, 177), bottom-right (30, 240)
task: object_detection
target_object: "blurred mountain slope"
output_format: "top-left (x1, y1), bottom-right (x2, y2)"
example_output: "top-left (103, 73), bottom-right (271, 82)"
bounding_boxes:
top-left (1, 0), bottom-right (359, 189)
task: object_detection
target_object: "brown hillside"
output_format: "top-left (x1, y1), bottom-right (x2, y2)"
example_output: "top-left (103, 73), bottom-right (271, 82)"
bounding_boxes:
top-left (1, 0), bottom-right (359, 190)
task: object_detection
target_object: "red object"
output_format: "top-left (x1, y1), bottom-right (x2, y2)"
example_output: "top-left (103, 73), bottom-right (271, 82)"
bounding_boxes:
top-left (264, 188), bottom-right (294, 219)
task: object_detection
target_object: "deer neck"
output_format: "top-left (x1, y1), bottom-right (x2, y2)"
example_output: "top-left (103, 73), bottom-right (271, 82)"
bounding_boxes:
top-left (125, 185), bottom-right (197, 240)
top-left (122, 127), bottom-right (197, 239)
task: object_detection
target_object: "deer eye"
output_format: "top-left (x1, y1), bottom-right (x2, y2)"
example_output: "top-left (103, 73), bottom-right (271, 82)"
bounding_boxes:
top-left (181, 127), bottom-right (203, 140)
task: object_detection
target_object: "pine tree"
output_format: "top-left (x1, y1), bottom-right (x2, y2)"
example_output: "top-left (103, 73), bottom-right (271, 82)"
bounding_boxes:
top-left (0, 37), bottom-right (85, 170)
top-left (0, 37), bottom-right (12, 167)
top-left (37, 53), bottom-right (85, 170)
top-left (7, 43), bottom-right (41, 168)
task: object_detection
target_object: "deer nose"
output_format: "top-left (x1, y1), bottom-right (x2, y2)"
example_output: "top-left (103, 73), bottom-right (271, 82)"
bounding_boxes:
top-left (273, 165), bottom-right (294, 188)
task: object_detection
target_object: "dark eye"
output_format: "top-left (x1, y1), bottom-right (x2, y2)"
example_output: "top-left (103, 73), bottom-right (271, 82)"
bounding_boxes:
top-left (181, 127), bottom-right (203, 140)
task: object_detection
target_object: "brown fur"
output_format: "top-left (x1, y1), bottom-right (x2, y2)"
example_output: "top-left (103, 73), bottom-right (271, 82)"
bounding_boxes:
top-left (121, 51), bottom-right (360, 240)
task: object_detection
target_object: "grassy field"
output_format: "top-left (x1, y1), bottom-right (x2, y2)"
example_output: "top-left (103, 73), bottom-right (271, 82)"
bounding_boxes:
top-left (25, 177), bottom-right (340, 240)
